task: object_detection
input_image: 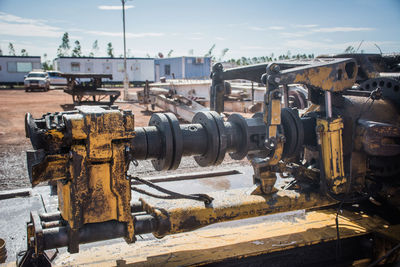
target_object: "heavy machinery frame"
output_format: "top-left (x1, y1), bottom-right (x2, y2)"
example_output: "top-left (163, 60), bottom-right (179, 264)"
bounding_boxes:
top-left (20, 53), bottom-right (400, 266)
top-left (61, 73), bottom-right (120, 106)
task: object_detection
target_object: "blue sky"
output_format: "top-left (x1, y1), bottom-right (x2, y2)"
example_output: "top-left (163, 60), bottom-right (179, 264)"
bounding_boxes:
top-left (0, 0), bottom-right (399, 60)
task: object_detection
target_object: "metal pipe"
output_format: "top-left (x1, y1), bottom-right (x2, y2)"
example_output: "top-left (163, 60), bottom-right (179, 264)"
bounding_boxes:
top-left (39, 212), bottom-right (62, 222)
top-left (283, 84), bottom-right (289, 108)
top-left (42, 215), bottom-right (157, 250)
top-left (121, 0), bottom-right (129, 101)
top-left (145, 188), bottom-right (337, 238)
top-left (42, 220), bottom-right (63, 229)
top-left (325, 91), bottom-right (332, 118)
top-left (130, 201), bottom-right (144, 213)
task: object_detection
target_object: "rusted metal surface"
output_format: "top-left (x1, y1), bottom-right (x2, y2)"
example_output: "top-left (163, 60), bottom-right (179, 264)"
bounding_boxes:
top-left (51, 208), bottom-right (394, 266)
top-left (25, 106), bottom-right (136, 253)
top-left (358, 120), bottom-right (400, 156)
top-left (140, 186), bottom-right (336, 237)
top-left (152, 94), bottom-right (208, 122)
top-left (316, 117), bottom-right (347, 195)
top-left (0, 238), bottom-right (6, 263)
top-left (60, 73), bottom-right (120, 105)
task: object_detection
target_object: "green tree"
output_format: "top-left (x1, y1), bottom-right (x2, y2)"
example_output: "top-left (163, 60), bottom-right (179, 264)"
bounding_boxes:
top-left (20, 48), bottom-right (28, 56)
top-left (219, 48), bottom-right (229, 61)
top-left (89, 40), bottom-right (99, 57)
top-left (0, 45), bottom-right (2, 56)
top-left (8, 42), bottom-right (16, 56)
top-left (71, 40), bottom-right (82, 57)
top-left (42, 53), bottom-right (53, 70)
top-left (107, 42), bottom-right (114, 58)
top-left (167, 49), bottom-right (174, 57)
top-left (205, 44), bottom-right (216, 59)
top-left (57, 32), bottom-right (70, 57)
top-left (188, 49), bottom-right (194, 55)
top-left (344, 46), bottom-right (356, 53)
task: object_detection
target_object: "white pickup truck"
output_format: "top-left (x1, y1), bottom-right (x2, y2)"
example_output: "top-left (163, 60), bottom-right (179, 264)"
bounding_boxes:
top-left (24, 71), bottom-right (50, 92)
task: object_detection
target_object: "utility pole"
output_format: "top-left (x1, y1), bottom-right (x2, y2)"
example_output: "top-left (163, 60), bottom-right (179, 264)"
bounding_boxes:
top-left (122, 0), bottom-right (129, 100)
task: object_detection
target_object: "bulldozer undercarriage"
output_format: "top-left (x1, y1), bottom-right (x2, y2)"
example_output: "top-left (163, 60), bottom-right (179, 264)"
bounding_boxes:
top-left (15, 53), bottom-right (400, 266)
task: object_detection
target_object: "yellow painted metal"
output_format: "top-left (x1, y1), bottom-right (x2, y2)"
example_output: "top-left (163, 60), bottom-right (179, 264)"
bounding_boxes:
top-left (292, 61), bottom-right (357, 92)
top-left (316, 117), bottom-right (347, 194)
top-left (140, 186), bottom-right (337, 237)
top-left (255, 93), bottom-right (283, 194)
top-left (31, 154), bottom-right (68, 186)
top-left (264, 97), bottom-right (281, 139)
top-left (32, 107), bottom-right (136, 242)
top-left (52, 208), bottom-right (391, 266)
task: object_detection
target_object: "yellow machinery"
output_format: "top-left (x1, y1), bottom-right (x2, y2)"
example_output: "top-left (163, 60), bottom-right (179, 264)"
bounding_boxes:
top-left (19, 54), bottom-right (400, 266)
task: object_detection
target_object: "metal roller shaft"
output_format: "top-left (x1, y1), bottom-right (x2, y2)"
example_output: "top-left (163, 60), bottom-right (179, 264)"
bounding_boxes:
top-left (130, 111), bottom-right (268, 170)
top-left (41, 215), bottom-right (157, 250)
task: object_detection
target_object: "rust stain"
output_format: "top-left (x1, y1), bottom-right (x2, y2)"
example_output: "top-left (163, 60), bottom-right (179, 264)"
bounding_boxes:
top-left (200, 178), bottom-right (231, 190)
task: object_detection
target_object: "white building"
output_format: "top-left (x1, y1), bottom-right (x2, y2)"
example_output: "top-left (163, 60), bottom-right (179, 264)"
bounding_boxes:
top-left (0, 56), bottom-right (41, 85)
top-left (54, 57), bottom-right (155, 84)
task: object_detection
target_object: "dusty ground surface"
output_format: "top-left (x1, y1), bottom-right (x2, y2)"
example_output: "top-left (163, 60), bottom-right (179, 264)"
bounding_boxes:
top-left (0, 88), bottom-right (250, 190)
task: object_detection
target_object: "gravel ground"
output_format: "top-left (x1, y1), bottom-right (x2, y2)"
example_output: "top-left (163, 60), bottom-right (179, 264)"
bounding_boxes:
top-left (0, 144), bottom-right (31, 190)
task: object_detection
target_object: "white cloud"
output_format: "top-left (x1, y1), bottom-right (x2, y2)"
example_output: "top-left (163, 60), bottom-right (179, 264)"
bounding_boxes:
top-left (280, 26), bottom-right (375, 39)
top-left (280, 31), bottom-right (311, 38)
top-left (188, 37), bottom-right (204, 40)
top-left (0, 21), bottom-right (63, 38)
top-left (248, 26), bottom-right (266, 31)
top-left (312, 27), bottom-right (374, 33)
top-left (69, 28), bottom-right (164, 38)
top-left (249, 26), bottom-right (285, 31)
top-left (269, 26), bottom-right (285, 30)
top-left (98, 5), bottom-right (135, 10)
top-left (0, 12), bottom-right (63, 38)
top-left (0, 12), bottom-right (47, 24)
top-left (293, 24), bottom-right (318, 28)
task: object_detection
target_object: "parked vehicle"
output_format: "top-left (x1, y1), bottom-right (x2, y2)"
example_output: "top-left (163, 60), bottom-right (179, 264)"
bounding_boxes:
top-left (24, 71), bottom-right (50, 92)
top-left (46, 71), bottom-right (67, 86)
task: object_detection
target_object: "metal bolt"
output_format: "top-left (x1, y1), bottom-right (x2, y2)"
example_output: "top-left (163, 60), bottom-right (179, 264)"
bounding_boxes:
top-left (273, 91), bottom-right (282, 99)
top-left (271, 64), bottom-right (280, 73)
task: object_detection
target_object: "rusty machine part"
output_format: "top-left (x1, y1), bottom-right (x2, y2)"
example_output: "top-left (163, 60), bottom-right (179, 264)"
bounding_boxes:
top-left (0, 238), bottom-right (6, 263)
top-left (20, 53), bottom-right (400, 266)
top-left (61, 73), bottom-right (120, 106)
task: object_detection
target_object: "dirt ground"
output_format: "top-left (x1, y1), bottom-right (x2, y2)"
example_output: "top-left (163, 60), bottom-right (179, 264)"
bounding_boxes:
top-left (0, 88), bottom-right (249, 190)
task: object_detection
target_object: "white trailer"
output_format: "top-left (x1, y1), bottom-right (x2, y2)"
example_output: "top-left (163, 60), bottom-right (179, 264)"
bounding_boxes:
top-left (54, 57), bottom-right (155, 84)
top-left (0, 56), bottom-right (41, 85)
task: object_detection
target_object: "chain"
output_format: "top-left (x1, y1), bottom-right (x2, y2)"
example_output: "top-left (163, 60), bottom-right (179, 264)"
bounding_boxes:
top-left (127, 173), bottom-right (214, 205)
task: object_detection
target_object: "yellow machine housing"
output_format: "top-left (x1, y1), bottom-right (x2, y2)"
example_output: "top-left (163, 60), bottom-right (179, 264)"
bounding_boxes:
top-left (27, 106), bottom-right (136, 252)
top-left (316, 117), bottom-right (346, 195)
